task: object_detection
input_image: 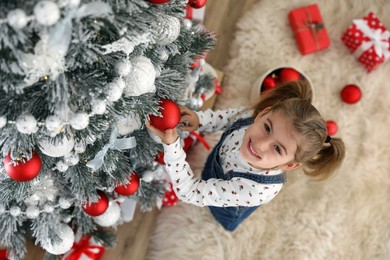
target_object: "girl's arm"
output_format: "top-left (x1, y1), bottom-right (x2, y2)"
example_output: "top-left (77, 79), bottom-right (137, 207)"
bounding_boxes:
top-left (163, 139), bottom-right (283, 207)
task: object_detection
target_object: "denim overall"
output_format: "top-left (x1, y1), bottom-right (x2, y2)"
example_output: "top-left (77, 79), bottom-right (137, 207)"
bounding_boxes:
top-left (201, 117), bottom-right (286, 231)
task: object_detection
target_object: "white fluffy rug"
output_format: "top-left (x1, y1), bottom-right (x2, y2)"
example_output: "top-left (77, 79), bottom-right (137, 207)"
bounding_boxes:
top-left (146, 0), bottom-right (390, 259)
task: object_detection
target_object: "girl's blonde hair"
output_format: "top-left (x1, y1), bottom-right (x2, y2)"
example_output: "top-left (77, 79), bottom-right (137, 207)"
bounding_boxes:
top-left (253, 80), bottom-right (345, 180)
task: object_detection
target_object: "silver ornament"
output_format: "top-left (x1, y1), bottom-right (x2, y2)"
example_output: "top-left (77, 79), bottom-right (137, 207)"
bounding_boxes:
top-left (38, 135), bottom-right (75, 158)
top-left (42, 224), bottom-right (75, 255)
top-left (34, 1), bottom-right (60, 26)
top-left (106, 82), bottom-right (123, 102)
top-left (155, 15), bottom-right (181, 45)
top-left (142, 170), bottom-right (154, 182)
top-left (44, 203), bottom-right (55, 213)
top-left (91, 99), bottom-right (106, 115)
top-left (93, 201), bottom-right (121, 227)
top-left (10, 206), bottom-right (21, 217)
top-left (123, 56), bottom-right (156, 97)
top-left (182, 18), bottom-right (193, 29)
top-left (69, 113), bottom-right (89, 130)
top-left (0, 116), bottom-right (6, 129)
top-left (16, 114), bottom-right (38, 134)
top-left (26, 206), bottom-right (40, 219)
top-left (59, 197), bottom-right (72, 209)
top-left (7, 9), bottom-right (28, 29)
top-left (62, 214), bottom-right (72, 223)
top-left (56, 160), bottom-right (69, 172)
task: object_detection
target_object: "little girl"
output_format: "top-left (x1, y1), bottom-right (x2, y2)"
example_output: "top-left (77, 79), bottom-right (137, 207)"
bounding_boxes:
top-left (146, 80), bottom-right (345, 231)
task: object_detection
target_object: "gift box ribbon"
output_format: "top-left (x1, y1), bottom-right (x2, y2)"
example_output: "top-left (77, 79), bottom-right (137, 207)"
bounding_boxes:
top-left (353, 19), bottom-right (390, 60)
top-left (293, 7), bottom-right (325, 50)
top-left (64, 236), bottom-right (105, 260)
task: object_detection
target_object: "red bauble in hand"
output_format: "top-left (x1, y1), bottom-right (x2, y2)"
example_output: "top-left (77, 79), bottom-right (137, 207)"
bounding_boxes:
top-left (83, 191), bottom-right (109, 216)
top-left (188, 0), bottom-right (207, 9)
top-left (149, 99), bottom-right (180, 131)
top-left (115, 172), bottom-right (140, 196)
top-left (279, 68), bottom-right (301, 82)
top-left (326, 120), bottom-right (338, 136)
top-left (146, 0), bottom-right (170, 4)
top-left (341, 84), bottom-right (362, 104)
top-left (262, 76), bottom-right (277, 91)
top-left (4, 151), bottom-right (42, 182)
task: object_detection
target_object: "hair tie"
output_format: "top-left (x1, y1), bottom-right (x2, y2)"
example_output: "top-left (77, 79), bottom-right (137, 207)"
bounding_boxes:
top-left (325, 135), bottom-right (331, 143)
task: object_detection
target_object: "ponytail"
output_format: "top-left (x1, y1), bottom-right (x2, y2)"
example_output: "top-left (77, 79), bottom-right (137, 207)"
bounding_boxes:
top-left (304, 137), bottom-right (345, 180)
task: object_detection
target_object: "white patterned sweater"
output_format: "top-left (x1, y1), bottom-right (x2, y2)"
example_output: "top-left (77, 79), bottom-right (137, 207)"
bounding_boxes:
top-left (163, 108), bottom-right (284, 207)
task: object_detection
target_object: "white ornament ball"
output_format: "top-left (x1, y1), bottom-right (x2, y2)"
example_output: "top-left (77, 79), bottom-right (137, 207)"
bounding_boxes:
top-left (116, 113), bottom-right (142, 136)
top-left (116, 197), bottom-right (125, 203)
top-left (69, 112), bottom-right (89, 130)
top-left (60, 0), bottom-right (81, 7)
top-left (159, 50), bottom-right (169, 62)
top-left (42, 224), bottom-right (75, 255)
top-left (74, 142), bottom-right (86, 154)
top-left (56, 160), bottom-right (69, 172)
top-left (26, 206), bottom-right (40, 219)
top-left (142, 170), bottom-right (154, 182)
top-left (155, 15), bottom-right (181, 45)
top-left (44, 204), bottom-right (55, 213)
top-left (64, 152), bottom-right (79, 166)
top-left (10, 206), bottom-right (21, 217)
top-left (91, 99), bottom-right (106, 115)
top-left (93, 201), bottom-right (121, 227)
top-left (115, 59), bottom-right (132, 76)
top-left (0, 116), bottom-right (7, 129)
top-left (0, 204), bottom-right (5, 214)
top-left (34, 1), bottom-right (60, 26)
top-left (124, 57), bottom-right (156, 97)
top-left (106, 82), bottom-right (123, 102)
top-left (25, 194), bottom-right (40, 206)
top-left (62, 215), bottom-right (72, 223)
top-left (182, 18), bottom-right (193, 29)
top-left (38, 135), bottom-right (75, 158)
top-left (7, 9), bottom-right (28, 29)
top-left (59, 197), bottom-right (72, 209)
top-left (16, 114), bottom-right (38, 134)
top-left (45, 115), bottom-right (62, 132)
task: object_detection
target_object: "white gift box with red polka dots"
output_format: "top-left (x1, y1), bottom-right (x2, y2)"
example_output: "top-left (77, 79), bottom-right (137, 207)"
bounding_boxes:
top-left (341, 12), bottom-right (390, 72)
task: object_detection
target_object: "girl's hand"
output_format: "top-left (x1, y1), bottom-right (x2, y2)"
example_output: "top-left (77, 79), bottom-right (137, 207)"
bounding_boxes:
top-left (179, 106), bottom-right (200, 132)
top-left (146, 121), bottom-right (179, 145)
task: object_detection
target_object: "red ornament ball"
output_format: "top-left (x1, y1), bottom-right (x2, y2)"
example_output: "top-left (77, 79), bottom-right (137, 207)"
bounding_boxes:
top-left (83, 191), bottom-right (109, 216)
top-left (262, 76), bottom-right (277, 91)
top-left (326, 120), bottom-right (338, 136)
top-left (149, 99), bottom-right (181, 131)
top-left (162, 182), bottom-right (179, 207)
top-left (4, 152), bottom-right (42, 182)
top-left (341, 84), bottom-right (362, 104)
top-left (114, 172), bottom-right (140, 196)
top-left (279, 68), bottom-right (301, 82)
top-left (188, 0), bottom-right (207, 9)
top-left (146, 0), bottom-right (170, 4)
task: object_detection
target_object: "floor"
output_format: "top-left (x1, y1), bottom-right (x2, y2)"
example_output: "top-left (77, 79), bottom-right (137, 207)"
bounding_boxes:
top-left (23, 0), bottom-right (259, 259)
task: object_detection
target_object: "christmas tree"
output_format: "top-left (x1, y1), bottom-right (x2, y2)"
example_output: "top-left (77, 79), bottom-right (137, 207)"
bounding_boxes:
top-left (0, 0), bottom-right (214, 258)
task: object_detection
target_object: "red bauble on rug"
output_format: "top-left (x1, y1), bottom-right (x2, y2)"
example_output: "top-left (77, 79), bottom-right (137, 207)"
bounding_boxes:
top-left (326, 120), bottom-right (338, 136)
top-left (341, 84), bottom-right (362, 104)
top-left (4, 151), bottom-right (42, 182)
top-left (149, 99), bottom-right (180, 131)
top-left (114, 172), bottom-right (140, 196)
top-left (83, 191), bottom-right (109, 216)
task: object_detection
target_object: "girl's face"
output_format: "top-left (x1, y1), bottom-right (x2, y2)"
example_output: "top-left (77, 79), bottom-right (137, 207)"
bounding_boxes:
top-left (240, 108), bottom-right (302, 171)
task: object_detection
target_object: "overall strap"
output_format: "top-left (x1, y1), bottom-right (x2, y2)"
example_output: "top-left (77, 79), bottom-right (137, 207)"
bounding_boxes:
top-left (226, 171), bottom-right (286, 184)
top-left (224, 117), bottom-right (254, 136)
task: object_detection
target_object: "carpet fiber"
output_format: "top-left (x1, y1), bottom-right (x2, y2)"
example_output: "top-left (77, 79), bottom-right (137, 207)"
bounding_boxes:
top-left (147, 0), bottom-right (390, 259)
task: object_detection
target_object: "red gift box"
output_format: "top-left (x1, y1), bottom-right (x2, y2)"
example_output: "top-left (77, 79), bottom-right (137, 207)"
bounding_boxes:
top-left (341, 12), bottom-right (390, 72)
top-left (289, 4), bottom-right (331, 55)
top-left (62, 235), bottom-right (105, 260)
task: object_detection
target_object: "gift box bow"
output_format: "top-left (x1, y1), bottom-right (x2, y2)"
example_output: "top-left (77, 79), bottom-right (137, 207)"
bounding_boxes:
top-left (63, 236), bottom-right (104, 260)
top-left (293, 7), bottom-right (326, 50)
top-left (352, 18), bottom-right (390, 60)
